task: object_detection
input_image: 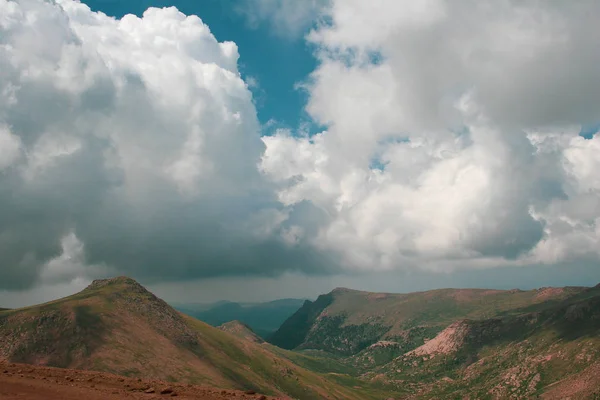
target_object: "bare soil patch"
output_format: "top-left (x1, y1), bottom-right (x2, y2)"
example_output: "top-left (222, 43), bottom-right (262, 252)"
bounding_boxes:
top-left (0, 360), bottom-right (283, 400)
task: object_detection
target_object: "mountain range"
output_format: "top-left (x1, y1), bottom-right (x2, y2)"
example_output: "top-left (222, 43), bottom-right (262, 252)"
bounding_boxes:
top-left (0, 277), bottom-right (383, 399)
top-left (2, 277), bottom-right (600, 399)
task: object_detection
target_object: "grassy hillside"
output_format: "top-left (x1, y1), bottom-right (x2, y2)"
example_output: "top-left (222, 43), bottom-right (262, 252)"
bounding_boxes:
top-left (177, 298), bottom-right (305, 339)
top-left (270, 286), bottom-right (588, 356)
top-left (0, 277), bottom-right (388, 400)
top-left (371, 286), bottom-right (600, 398)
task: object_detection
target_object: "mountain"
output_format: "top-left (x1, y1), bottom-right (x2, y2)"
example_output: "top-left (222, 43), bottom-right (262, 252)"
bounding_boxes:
top-left (4, 278), bottom-right (599, 399)
top-left (0, 277), bottom-right (382, 400)
top-left (176, 298), bottom-right (306, 339)
top-left (269, 286), bottom-right (587, 356)
top-left (271, 285), bottom-right (600, 399)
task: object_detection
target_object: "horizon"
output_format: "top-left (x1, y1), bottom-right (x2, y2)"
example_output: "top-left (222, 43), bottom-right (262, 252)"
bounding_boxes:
top-left (2, 273), bottom-right (599, 310)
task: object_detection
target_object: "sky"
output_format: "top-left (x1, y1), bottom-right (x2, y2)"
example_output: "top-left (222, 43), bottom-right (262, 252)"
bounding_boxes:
top-left (1, 0), bottom-right (600, 307)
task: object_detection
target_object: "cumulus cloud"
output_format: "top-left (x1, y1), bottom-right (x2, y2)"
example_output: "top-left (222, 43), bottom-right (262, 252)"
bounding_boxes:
top-left (0, 0), bottom-right (327, 290)
top-left (2, 0), bottom-right (600, 293)
top-left (261, 0), bottom-right (600, 271)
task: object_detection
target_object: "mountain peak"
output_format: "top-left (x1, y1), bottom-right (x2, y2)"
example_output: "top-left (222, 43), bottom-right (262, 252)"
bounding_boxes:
top-left (85, 276), bottom-right (144, 292)
top-left (218, 320), bottom-right (264, 343)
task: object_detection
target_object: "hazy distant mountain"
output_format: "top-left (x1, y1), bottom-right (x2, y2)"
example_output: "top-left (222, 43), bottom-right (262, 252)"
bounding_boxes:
top-left (175, 298), bottom-right (307, 338)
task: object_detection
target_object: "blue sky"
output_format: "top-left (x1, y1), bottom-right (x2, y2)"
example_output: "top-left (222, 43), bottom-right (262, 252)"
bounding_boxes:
top-left (84, 0), bottom-right (317, 133)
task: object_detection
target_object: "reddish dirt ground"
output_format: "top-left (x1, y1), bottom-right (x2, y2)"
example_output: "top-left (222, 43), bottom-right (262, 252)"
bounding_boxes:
top-left (0, 361), bottom-right (283, 400)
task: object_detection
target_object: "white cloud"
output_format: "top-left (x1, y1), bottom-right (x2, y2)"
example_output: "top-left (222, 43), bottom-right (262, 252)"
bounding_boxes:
top-left (261, 0), bottom-right (600, 271)
top-left (563, 136), bottom-right (600, 193)
top-left (0, 0), bottom-right (323, 290)
top-left (527, 133), bottom-right (600, 264)
top-left (40, 232), bottom-right (112, 285)
top-left (1, 0), bottom-right (600, 293)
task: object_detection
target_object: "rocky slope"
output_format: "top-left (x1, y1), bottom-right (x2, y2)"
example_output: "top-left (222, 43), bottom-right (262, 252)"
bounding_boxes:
top-left (375, 286), bottom-right (600, 398)
top-left (0, 277), bottom-right (377, 400)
